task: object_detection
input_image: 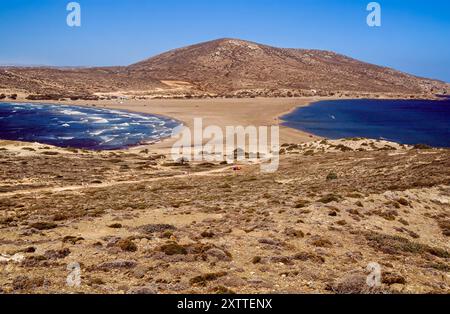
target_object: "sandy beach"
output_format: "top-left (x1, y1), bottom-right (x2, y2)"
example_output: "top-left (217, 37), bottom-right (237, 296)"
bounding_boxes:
top-left (9, 96), bottom-right (324, 152)
top-left (102, 97), bottom-right (324, 152)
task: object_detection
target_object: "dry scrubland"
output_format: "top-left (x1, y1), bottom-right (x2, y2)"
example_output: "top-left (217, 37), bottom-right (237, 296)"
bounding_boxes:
top-left (0, 138), bottom-right (449, 294)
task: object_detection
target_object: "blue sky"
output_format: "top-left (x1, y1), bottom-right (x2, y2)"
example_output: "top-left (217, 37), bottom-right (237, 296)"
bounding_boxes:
top-left (0, 0), bottom-right (449, 81)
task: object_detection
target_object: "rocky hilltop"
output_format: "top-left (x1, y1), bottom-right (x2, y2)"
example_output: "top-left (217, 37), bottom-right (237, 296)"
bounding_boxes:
top-left (129, 38), bottom-right (448, 94)
top-left (1, 38), bottom-right (448, 99)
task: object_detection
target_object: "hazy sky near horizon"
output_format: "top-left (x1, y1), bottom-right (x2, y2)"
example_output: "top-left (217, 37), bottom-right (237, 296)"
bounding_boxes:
top-left (0, 0), bottom-right (449, 82)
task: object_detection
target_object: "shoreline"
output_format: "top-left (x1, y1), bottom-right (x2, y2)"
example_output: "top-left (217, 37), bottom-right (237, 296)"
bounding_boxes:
top-left (2, 95), bottom-right (448, 152)
top-left (281, 97), bottom-right (450, 149)
top-left (2, 97), bottom-right (324, 153)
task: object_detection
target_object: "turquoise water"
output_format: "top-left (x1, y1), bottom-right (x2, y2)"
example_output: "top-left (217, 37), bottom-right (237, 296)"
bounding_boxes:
top-left (0, 102), bottom-right (181, 150)
top-left (282, 98), bottom-right (450, 148)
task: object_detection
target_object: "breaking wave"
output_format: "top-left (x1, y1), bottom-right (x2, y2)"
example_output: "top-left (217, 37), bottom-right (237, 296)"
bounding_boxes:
top-left (0, 102), bottom-right (181, 150)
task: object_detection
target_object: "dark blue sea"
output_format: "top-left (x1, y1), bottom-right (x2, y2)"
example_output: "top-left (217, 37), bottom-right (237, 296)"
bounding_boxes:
top-left (282, 98), bottom-right (450, 148)
top-left (0, 102), bottom-right (181, 150)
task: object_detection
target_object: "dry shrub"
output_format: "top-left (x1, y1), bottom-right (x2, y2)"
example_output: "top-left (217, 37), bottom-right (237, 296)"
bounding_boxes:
top-left (364, 231), bottom-right (449, 258)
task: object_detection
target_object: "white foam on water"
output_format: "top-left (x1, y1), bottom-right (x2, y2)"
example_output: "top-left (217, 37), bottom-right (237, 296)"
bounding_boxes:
top-left (89, 130), bottom-right (106, 136)
top-left (100, 136), bottom-right (115, 144)
top-left (1, 102), bottom-right (182, 150)
top-left (59, 109), bottom-right (87, 116)
top-left (91, 117), bottom-right (109, 124)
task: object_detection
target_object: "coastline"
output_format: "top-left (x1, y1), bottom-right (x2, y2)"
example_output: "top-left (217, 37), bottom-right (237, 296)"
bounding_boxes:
top-left (3, 94), bottom-right (449, 152)
top-left (4, 97), bottom-right (324, 153)
top-left (281, 97), bottom-right (450, 148)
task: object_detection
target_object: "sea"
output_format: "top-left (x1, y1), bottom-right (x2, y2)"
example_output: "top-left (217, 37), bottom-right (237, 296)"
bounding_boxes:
top-left (282, 98), bottom-right (450, 148)
top-left (0, 102), bottom-right (181, 150)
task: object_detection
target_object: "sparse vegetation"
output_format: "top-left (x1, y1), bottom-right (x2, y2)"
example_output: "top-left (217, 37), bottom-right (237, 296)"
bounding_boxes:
top-left (326, 172), bottom-right (338, 181)
top-left (190, 272), bottom-right (227, 286)
top-left (413, 144), bottom-right (432, 150)
top-left (29, 222), bottom-right (57, 230)
top-left (0, 137), bottom-right (448, 294)
top-left (364, 231), bottom-right (449, 258)
top-left (318, 194), bottom-right (342, 204)
top-left (294, 200), bottom-right (310, 208)
top-left (438, 220), bottom-right (450, 237)
top-left (117, 238), bottom-right (137, 252)
top-left (159, 242), bottom-right (187, 255)
top-left (108, 223), bottom-right (123, 229)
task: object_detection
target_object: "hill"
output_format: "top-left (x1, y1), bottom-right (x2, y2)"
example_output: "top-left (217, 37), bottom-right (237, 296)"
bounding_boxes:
top-left (1, 38), bottom-right (448, 98)
top-left (129, 38), bottom-right (447, 94)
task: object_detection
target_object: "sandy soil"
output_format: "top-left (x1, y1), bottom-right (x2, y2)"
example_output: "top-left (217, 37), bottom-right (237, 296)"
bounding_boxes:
top-left (0, 138), bottom-right (448, 294)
